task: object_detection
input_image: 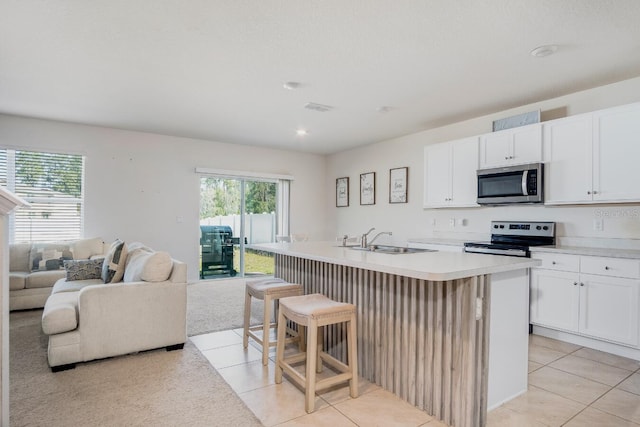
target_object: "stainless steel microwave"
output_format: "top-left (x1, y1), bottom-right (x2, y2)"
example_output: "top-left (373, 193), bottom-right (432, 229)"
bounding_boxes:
top-left (477, 162), bottom-right (543, 205)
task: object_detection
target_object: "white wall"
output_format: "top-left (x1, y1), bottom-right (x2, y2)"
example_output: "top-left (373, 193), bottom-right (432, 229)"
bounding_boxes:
top-left (326, 77), bottom-right (640, 246)
top-left (0, 117), bottom-right (327, 281)
top-left (3, 76), bottom-right (640, 282)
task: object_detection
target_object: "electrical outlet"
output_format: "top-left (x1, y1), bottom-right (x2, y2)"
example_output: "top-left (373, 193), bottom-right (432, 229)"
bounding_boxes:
top-left (475, 297), bottom-right (483, 320)
top-left (593, 218), bottom-right (604, 231)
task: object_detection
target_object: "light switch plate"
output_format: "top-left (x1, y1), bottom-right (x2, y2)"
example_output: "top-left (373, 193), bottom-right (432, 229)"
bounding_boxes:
top-left (593, 218), bottom-right (604, 231)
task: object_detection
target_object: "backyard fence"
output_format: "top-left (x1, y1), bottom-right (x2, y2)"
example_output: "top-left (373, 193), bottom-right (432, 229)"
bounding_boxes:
top-left (200, 213), bottom-right (276, 244)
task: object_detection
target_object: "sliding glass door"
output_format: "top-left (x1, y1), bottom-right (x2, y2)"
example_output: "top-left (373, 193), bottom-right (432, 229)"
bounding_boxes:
top-left (199, 175), bottom-right (282, 279)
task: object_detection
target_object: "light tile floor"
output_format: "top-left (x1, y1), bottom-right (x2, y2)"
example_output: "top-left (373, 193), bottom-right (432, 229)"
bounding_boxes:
top-left (191, 330), bottom-right (640, 426)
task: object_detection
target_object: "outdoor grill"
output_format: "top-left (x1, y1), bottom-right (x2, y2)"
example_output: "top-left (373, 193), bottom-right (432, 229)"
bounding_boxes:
top-left (200, 225), bottom-right (237, 278)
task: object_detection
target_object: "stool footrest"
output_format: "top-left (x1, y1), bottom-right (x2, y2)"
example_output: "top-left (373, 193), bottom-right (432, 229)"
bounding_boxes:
top-left (249, 329), bottom-right (299, 348)
top-left (316, 373), bottom-right (353, 391)
top-left (280, 363), bottom-right (306, 389)
top-left (282, 353), bottom-right (307, 365)
top-left (319, 352), bottom-right (350, 373)
top-left (248, 323), bottom-right (276, 332)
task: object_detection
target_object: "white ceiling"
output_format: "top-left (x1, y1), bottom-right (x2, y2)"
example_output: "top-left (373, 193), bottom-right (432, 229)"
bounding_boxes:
top-left (2, 1), bottom-right (640, 155)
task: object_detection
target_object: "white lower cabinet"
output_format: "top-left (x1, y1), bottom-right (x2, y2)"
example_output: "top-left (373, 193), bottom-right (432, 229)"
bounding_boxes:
top-left (579, 274), bottom-right (639, 346)
top-left (530, 269), bottom-right (580, 332)
top-left (530, 252), bottom-right (640, 347)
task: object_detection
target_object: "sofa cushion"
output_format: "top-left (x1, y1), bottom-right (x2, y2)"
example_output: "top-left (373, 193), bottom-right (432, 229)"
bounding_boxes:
top-left (9, 272), bottom-right (28, 291)
top-left (9, 243), bottom-right (31, 272)
top-left (64, 259), bottom-right (104, 281)
top-left (26, 270), bottom-right (66, 289)
top-left (124, 249), bottom-right (172, 283)
top-left (71, 237), bottom-right (105, 260)
top-left (52, 277), bottom-right (103, 294)
top-left (29, 243), bottom-right (74, 272)
top-left (42, 291), bottom-right (79, 335)
top-left (102, 240), bottom-right (128, 283)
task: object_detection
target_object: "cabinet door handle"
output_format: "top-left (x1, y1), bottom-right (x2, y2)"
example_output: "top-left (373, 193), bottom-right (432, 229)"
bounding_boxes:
top-left (573, 282), bottom-right (578, 286)
top-left (604, 266), bottom-right (610, 270)
top-left (593, 190), bottom-right (598, 195)
top-left (580, 283), bottom-right (584, 286)
top-left (505, 156), bottom-right (509, 160)
top-left (551, 261), bottom-right (556, 265)
top-left (587, 191), bottom-right (592, 195)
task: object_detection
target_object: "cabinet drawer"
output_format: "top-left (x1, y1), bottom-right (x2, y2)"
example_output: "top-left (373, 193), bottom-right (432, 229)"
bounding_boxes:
top-left (580, 256), bottom-right (640, 279)
top-left (531, 252), bottom-right (580, 272)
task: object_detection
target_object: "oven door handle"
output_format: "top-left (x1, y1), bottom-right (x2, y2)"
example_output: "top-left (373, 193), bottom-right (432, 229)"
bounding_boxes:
top-left (464, 246), bottom-right (528, 257)
top-left (521, 170), bottom-right (528, 195)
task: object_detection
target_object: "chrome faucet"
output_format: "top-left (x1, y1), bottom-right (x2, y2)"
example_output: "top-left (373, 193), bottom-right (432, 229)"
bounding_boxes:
top-left (368, 231), bottom-right (393, 246)
top-left (360, 228), bottom-right (376, 248)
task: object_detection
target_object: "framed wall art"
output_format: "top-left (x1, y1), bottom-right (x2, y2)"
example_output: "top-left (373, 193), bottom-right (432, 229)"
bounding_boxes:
top-left (389, 167), bottom-right (408, 203)
top-left (336, 177), bottom-right (349, 207)
top-left (360, 172), bottom-right (375, 205)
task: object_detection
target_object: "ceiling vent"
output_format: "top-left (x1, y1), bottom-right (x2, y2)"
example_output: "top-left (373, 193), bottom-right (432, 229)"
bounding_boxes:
top-left (304, 102), bottom-right (334, 113)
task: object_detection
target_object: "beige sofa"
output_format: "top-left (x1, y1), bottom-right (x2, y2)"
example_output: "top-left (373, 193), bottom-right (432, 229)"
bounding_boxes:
top-left (41, 243), bottom-right (187, 371)
top-left (9, 237), bottom-right (108, 311)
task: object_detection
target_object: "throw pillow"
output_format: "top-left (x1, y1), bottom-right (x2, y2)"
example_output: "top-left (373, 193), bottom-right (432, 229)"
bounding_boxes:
top-left (141, 251), bottom-right (172, 282)
top-left (71, 237), bottom-right (105, 260)
top-left (123, 249), bottom-right (172, 283)
top-left (29, 243), bottom-right (74, 272)
top-left (64, 259), bottom-right (104, 281)
top-left (101, 239), bottom-right (128, 283)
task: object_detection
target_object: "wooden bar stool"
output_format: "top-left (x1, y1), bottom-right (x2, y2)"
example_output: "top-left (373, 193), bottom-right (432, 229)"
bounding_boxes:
top-left (275, 293), bottom-right (358, 413)
top-left (243, 278), bottom-right (304, 365)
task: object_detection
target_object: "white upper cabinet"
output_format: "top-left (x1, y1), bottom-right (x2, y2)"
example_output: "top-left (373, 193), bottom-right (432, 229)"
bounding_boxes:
top-left (479, 123), bottom-right (542, 168)
top-left (593, 103), bottom-right (640, 202)
top-left (544, 102), bottom-right (640, 204)
top-left (424, 136), bottom-right (479, 208)
top-left (424, 142), bottom-right (451, 208)
top-left (543, 113), bottom-right (593, 204)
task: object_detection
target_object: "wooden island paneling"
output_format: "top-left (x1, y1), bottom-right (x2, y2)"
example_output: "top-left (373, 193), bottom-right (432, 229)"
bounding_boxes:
top-left (251, 242), bottom-right (537, 427)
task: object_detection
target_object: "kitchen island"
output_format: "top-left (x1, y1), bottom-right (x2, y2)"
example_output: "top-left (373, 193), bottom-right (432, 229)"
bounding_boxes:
top-left (250, 241), bottom-right (539, 427)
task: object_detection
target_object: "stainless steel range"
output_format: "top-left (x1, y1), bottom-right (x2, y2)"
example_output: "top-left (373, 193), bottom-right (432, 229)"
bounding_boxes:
top-left (464, 221), bottom-right (555, 257)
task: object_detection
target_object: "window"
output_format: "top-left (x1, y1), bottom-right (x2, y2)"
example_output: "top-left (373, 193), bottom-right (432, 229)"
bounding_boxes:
top-left (196, 167), bottom-right (292, 278)
top-left (0, 148), bottom-right (85, 242)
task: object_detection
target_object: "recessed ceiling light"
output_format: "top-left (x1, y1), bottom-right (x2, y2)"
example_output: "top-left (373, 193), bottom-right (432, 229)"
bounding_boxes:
top-left (530, 45), bottom-right (558, 58)
top-left (283, 81), bottom-right (302, 90)
top-left (296, 129), bottom-right (309, 136)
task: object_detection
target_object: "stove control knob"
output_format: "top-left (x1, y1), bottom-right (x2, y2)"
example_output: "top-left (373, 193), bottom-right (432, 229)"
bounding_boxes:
top-left (499, 225), bottom-right (504, 229)
top-left (494, 225), bottom-right (499, 228)
top-left (536, 225), bottom-right (542, 230)
top-left (543, 226), bottom-right (549, 230)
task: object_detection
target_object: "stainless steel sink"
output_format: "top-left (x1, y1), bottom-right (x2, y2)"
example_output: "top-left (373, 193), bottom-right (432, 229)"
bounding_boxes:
top-left (350, 245), bottom-right (436, 254)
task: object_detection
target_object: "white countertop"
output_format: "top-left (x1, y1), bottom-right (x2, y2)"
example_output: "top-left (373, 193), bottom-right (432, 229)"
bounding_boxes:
top-left (250, 241), bottom-right (539, 281)
top-left (531, 245), bottom-right (640, 259)
top-left (406, 237), bottom-right (468, 246)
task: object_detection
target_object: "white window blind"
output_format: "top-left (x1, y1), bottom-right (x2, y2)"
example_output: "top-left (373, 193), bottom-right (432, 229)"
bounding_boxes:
top-left (0, 148), bottom-right (85, 242)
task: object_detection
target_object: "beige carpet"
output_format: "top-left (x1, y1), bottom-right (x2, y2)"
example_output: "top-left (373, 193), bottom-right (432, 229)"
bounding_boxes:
top-left (10, 309), bottom-right (263, 427)
top-left (187, 278), bottom-right (267, 336)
